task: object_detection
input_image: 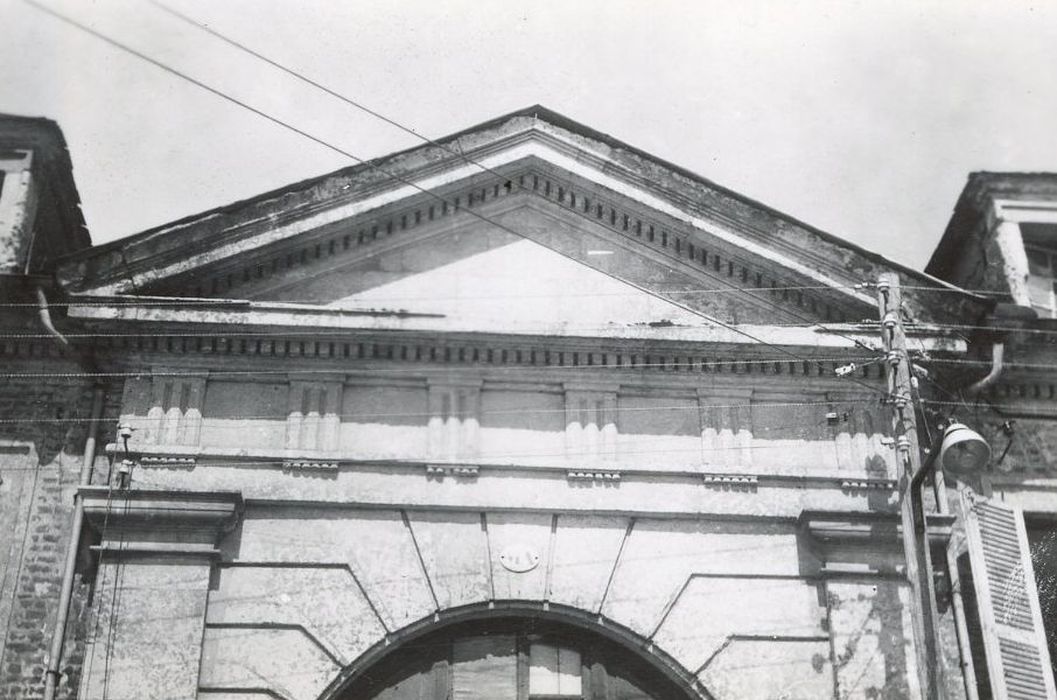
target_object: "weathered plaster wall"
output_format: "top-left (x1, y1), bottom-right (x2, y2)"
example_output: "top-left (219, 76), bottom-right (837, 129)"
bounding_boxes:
top-left (116, 371), bottom-right (895, 479)
top-left (183, 503), bottom-right (920, 700)
top-left (77, 558), bottom-right (211, 700)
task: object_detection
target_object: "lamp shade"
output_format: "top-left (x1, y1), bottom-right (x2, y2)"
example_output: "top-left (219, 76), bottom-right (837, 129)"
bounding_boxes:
top-left (938, 422), bottom-right (992, 475)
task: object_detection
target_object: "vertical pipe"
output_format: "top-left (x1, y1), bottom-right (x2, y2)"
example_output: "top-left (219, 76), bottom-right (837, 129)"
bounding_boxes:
top-left (36, 286), bottom-right (107, 700)
top-left (932, 469), bottom-right (980, 700)
top-left (43, 386), bottom-right (104, 700)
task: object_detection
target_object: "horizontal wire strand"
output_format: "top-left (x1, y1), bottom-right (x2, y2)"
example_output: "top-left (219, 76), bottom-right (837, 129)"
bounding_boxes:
top-left (0, 356), bottom-right (884, 380)
top-left (0, 398), bottom-right (869, 425)
top-left (21, 0), bottom-right (896, 403)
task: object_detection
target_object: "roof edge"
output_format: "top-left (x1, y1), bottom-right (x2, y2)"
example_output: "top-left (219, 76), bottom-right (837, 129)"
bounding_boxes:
top-left (59, 105), bottom-right (981, 300)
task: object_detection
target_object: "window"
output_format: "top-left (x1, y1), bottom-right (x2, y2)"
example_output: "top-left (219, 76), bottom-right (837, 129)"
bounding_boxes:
top-left (1022, 224), bottom-right (1057, 318)
top-left (339, 618), bottom-right (680, 700)
top-left (1027, 518), bottom-right (1057, 685)
top-left (529, 642), bottom-right (582, 698)
top-left (452, 637), bottom-right (583, 699)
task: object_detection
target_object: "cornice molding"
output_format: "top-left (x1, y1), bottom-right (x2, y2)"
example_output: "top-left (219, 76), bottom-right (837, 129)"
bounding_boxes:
top-left (103, 444), bottom-right (905, 498)
top-left (81, 486), bottom-right (243, 558)
top-left (63, 154), bottom-right (876, 318)
top-left (799, 510), bottom-right (955, 549)
top-left (68, 329), bottom-right (891, 381)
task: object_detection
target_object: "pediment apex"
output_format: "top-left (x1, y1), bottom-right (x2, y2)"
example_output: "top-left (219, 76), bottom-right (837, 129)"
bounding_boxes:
top-left (56, 106), bottom-right (984, 323)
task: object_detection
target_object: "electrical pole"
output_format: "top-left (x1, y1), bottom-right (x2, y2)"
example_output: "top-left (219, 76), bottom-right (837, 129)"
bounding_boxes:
top-left (877, 272), bottom-right (945, 700)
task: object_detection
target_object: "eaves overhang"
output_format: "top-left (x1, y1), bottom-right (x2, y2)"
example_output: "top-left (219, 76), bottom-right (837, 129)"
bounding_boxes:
top-left (58, 131), bottom-right (872, 308)
top-left (53, 105), bottom-right (985, 321)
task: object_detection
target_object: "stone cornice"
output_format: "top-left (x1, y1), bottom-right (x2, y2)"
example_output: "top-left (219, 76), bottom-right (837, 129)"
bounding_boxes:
top-left (60, 154), bottom-right (879, 316)
top-left (64, 327), bottom-right (898, 388)
top-left (64, 300), bottom-right (964, 359)
top-left (105, 443), bottom-right (903, 495)
top-left (799, 510), bottom-right (956, 548)
top-left (81, 486), bottom-right (243, 558)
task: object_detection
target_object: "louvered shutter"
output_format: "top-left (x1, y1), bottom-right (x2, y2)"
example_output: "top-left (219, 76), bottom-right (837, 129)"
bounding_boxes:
top-left (962, 491), bottom-right (1057, 699)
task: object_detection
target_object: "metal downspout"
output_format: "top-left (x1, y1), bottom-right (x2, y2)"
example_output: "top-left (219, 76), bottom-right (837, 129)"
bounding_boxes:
top-left (36, 287), bottom-right (105, 700)
top-left (964, 343), bottom-right (1004, 397)
top-left (933, 467), bottom-right (980, 700)
top-left (35, 287), bottom-right (70, 349)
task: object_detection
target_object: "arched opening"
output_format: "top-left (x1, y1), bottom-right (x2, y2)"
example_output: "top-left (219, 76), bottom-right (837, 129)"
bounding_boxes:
top-left (323, 606), bottom-right (702, 700)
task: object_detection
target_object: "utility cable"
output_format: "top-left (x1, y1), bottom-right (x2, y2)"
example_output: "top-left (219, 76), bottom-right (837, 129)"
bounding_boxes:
top-left (0, 356), bottom-right (882, 380)
top-left (0, 397), bottom-right (871, 426)
top-left (0, 283), bottom-right (877, 306)
top-left (0, 328), bottom-right (882, 339)
top-left (10, 342), bottom-right (1053, 372)
top-left (0, 439), bottom-right (906, 473)
top-left (143, 0), bottom-right (887, 357)
top-left (23, 0), bottom-right (891, 400)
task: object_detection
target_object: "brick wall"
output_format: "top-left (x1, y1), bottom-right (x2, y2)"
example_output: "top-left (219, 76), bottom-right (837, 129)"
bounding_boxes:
top-left (0, 347), bottom-right (120, 699)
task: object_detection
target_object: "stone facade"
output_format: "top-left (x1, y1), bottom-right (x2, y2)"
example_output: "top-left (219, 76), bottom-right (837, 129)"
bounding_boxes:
top-left (1, 108), bottom-right (1055, 699)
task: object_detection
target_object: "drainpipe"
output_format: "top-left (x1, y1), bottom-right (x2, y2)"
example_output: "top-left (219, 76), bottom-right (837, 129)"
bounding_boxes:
top-left (932, 465), bottom-right (979, 700)
top-left (35, 286), bottom-right (70, 349)
top-left (964, 342), bottom-right (1004, 397)
top-left (962, 302), bottom-right (1038, 398)
top-left (36, 286), bottom-right (106, 700)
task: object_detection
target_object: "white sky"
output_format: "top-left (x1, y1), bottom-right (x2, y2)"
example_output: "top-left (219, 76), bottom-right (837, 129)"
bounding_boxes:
top-left (3, 0), bottom-right (1056, 269)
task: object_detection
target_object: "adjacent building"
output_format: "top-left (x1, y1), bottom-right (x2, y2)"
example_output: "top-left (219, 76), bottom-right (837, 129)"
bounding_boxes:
top-left (1, 107), bottom-right (1054, 699)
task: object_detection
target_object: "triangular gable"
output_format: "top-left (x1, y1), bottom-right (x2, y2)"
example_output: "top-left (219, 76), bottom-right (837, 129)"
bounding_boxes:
top-left (327, 236), bottom-right (711, 330)
top-left (151, 193), bottom-right (854, 327)
top-left (56, 106), bottom-right (985, 326)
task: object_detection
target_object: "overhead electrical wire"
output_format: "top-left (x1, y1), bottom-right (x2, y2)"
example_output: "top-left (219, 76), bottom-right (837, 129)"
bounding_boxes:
top-left (0, 356), bottom-right (883, 380)
top-left (0, 439), bottom-right (903, 473)
top-left (5, 318), bottom-right (1055, 338)
top-left (8, 357), bottom-right (1057, 380)
top-left (0, 397), bottom-right (871, 425)
top-left (0, 283), bottom-right (877, 306)
top-left (0, 282), bottom-right (1020, 308)
top-left (146, 1), bottom-right (1005, 309)
top-left (22, 0), bottom-right (914, 402)
top-left (141, 0), bottom-right (890, 357)
top-left (0, 326), bottom-right (883, 341)
top-left (80, 478), bottom-right (120, 699)
top-left (13, 6), bottom-right (1045, 693)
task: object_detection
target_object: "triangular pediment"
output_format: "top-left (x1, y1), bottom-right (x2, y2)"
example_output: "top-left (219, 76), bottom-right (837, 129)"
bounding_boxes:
top-left (141, 194), bottom-right (868, 328)
top-left (59, 106), bottom-right (976, 328)
top-left (284, 222), bottom-right (713, 330)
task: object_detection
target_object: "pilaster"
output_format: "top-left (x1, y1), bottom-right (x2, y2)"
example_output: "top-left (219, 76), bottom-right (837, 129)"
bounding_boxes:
top-left (697, 387), bottom-right (753, 469)
top-left (427, 378), bottom-right (482, 461)
top-left (563, 383), bottom-right (618, 463)
top-left (78, 488), bottom-right (242, 700)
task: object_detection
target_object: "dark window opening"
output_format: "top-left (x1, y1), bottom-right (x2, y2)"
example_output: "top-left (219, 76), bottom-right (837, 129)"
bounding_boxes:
top-left (1027, 519), bottom-right (1057, 683)
top-left (335, 617), bottom-right (691, 700)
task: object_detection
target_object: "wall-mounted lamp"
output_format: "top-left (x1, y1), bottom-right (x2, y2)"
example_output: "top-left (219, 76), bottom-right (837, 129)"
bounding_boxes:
top-left (935, 422), bottom-right (991, 476)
